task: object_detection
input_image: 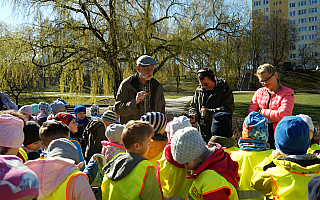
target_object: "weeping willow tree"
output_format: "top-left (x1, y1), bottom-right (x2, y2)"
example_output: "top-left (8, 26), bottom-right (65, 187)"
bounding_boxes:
top-left (0, 24), bottom-right (39, 105)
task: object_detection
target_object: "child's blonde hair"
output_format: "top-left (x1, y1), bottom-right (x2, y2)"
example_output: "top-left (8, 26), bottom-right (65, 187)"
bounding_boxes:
top-left (39, 120), bottom-right (70, 148)
top-left (122, 120), bottom-right (154, 149)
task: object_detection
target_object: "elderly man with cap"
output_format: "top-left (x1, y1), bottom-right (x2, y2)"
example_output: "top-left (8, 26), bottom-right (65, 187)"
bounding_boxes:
top-left (115, 55), bottom-right (165, 124)
top-left (189, 68), bottom-right (234, 143)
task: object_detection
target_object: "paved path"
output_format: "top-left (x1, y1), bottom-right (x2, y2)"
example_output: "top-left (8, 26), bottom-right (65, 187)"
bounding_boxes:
top-left (165, 96), bottom-right (193, 113)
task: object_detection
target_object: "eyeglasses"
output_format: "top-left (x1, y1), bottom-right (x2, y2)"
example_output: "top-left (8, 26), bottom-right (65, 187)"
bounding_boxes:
top-left (259, 73), bottom-right (275, 83)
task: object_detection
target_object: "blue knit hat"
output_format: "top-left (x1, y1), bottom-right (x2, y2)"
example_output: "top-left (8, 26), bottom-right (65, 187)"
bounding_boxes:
top-left (74, 105), bottom-right (86, 115)
top-left (31, 104), bottom-right (39, 114)
top-left (275, 116), bottom-right (310, 155)
top-left (57, 98), bottom-right (68, 110)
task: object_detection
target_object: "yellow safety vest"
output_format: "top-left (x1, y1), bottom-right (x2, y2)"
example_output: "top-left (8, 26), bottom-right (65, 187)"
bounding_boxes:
top-left (45, 170), bottom-right (87, 200)
top-left (101, 160), bottom-right (155, 200)
top-left (158, 155), bottom-right (193, 199)
top-left (265, 165), bottom-right (320, 200)
top-left (186, 170), bottom-right (239, 200)
top-left (18, 147), bottom-right (28, 162)
top-left (230, 150), bottom-right (273, 200)
top-left (223, 146), bottom-right (240, 154)
top-left (307, 144), bottom-right (320, 154)
top-left (149, 150), bottom-right (163, 168)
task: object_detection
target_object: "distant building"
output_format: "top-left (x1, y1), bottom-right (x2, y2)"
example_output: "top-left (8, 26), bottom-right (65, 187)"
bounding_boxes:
top-left (252, 0), bottom-right (319, 69)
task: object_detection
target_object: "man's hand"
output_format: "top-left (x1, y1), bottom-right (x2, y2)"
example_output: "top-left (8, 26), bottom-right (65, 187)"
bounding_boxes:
top-left (201, 106), bottom-right (206, 117)
top-left (189, 114), bottom-right (196, 123)
top-left (136, 91), bottom-right (148, 105)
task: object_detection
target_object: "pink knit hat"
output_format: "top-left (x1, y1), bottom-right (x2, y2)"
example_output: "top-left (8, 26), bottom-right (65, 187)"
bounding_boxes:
top-left (0, 114), bottom-right (24, 148)
top-left (19, 105), bottom-right (32, 116)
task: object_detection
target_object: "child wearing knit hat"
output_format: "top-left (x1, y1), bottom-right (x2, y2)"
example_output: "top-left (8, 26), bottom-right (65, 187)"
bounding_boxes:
top-left (90, 104), bottom-right (101, 119)
top-left (0, 114), bottom-right (40, 200)
top-left (73, 105), bottom-right (89, 152)
top-left (101, 123), bottom-right (126, 162)
top-left (140, 112), bottom-right (168, 166)
top-left (25, 138), bottom-right (95, 200)
top-left (251, 116), bottom-right (320, 200)
top-left (83, 111), bottom-right (116, 162)
top-left (19, 105), bottom-right (37, 122)
top-left (22, 121), bottom-right (42, 160)
top-left (37, 102), bottom-right (52, 126)
top-left (171, 126), bottom-right (240, 200)
top-left (101, 120), bottom-right (162, 200)
top-left (296, 114), bottom-right (319, 153)
top-left (230, 112), bottom-right (273, 200)
top-left (157, 116), bottom-right (194, 199)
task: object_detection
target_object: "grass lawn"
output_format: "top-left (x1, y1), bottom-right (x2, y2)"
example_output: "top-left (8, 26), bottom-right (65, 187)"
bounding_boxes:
top-left (233, 92), bottom-right (320, 127)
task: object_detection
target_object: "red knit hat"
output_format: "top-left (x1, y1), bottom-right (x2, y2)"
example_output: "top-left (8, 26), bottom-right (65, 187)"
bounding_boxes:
top-left (54, 112), bottom-right (75, 125)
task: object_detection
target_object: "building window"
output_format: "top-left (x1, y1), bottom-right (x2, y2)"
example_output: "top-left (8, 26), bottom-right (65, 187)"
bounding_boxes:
top-left (290, 3), bottom-right (296, 7)
top-left (290, 20), bottom-right (296, 24)
top-left (290, 54), bottom-right (297, 59)
top-left (309, 17), bottom-right (317, 22)
top-left (299, 18), bottom-right (307, 23)
top-left (265, 56), bottom-right (270, 61)
top-left (298, 9), bottom-right (307, 15)
top-left (254, 1), bottom-right (261, 6)
top-left (290, 11), bottom-right (296, 16)
top-left (264, 8), bottom-right (269, 12)
top-left (309, 34), bottom-right (318, 39)
top-left (273, 2), bottom-right (278, 5)
top-left (279, 1), bottom-right (282, 4)
top-left (299, 36), bottom-right (307, 40)
top-left (279, 9), bottom-right (282, 13)
top-left (274, 10), bottom-right (278, 14)
top-left (298, 1), bottom-right (307, 6)
top-left (299, 27), bottom-right (307, 32)
top-left (299, 44), bottom-right (308, 49)
top-left (290, 37), bottom-right (297, 41)
top-left (290, 46), bottom-right (296, 50)
top-left (264, 0), bottom-right (269, 4)
top-left (309, 25), bottom-right (318, 30)
top-left (309, 0), bottom-right (317, 4)
top-left (309, 8), bottom-right (317, 13)
top-left (309, 43), bottom-right (317, 48)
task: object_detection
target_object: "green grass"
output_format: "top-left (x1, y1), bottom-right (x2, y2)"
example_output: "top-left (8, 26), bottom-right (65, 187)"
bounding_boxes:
top-left (233, 92), bottom-right (320, 127)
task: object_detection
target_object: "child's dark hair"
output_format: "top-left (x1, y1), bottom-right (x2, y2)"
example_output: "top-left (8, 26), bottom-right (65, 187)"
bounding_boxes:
top-left (0, 147), bottom-right (9, 155)
top-left (39, 120), bottom-right (70, 148)
top-left (122, 120), bottom-right (154, 149)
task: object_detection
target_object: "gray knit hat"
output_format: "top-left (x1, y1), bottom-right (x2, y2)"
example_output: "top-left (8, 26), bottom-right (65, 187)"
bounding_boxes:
top-left (140, 112), bottom-right (167, 133)
top-left (171, 127), bottom-right (207, 164)
top-left (101, 111), bottom-right (116, 123)
top-left (105, 124), bottom-right (125, 143)
top-left (47, 138), bottom-right (79, 164)
top-left (50, 100), bottom-right (66, 114)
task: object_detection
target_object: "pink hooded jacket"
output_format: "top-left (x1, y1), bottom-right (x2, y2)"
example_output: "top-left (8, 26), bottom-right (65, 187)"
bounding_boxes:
top-left (25, 157), bottom-right (95, 200)
top-left (248, 84), bottom-right (294, 130)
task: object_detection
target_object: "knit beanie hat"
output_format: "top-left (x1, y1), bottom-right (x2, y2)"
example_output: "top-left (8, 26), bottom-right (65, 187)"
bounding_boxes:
top-left (50, 100), bottom-right (66, 114)
top-left (140, 112), bottom-right (167, 134)
top-left (0, 155), bottom-right (39, 200)
top-left (54, 112), bottom-right (75, 126)
top-left (57, 98), bottom-right (68, 110)
top-left (171, 127), bottom-right (207, 164)
top-left (107, 105), bottom-right (117, 115)
top-left (90, 104), bottom-right (100, 117)
top-left (105, 124), bottom-right (125, 143)
top-left (275, 116), bottom-right (310, 155)
top-left (296, 114), bottom-right (314, 133)
top-left (19, 105), bottom-right (32, 116)
top-left (0, 114), bottom-right (24, 148)
top-left (47, 138), bottom-right (79, 164)
top-left (170, 116), bottom-right (192, 139)
top-left (211, 112), bottom-right (233, 138)
top-left (23, 121), bottom-right (40, 146)
top-left (38, 102), bottom-right (51, 115)
top-left (31, 104), bottom-right (39, 115)
top-left (101, 111), bottom-right (116, 123)
top-left (74, 105), bottom-right (86, 115)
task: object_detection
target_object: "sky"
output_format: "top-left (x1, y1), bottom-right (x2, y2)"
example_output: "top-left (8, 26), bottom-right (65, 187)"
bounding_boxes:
top-left (0, 3), bottom-right (24, 26)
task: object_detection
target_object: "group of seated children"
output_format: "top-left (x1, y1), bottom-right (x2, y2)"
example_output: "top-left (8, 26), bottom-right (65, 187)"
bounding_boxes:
top-left (1, 98), bottom-right (319, 200)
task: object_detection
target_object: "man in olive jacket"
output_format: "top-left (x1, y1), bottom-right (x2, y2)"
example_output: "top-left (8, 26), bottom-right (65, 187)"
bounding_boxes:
top-left (115, 55), bottom-right (165, 124)
top-left (189, 68), bottom-right (234, 143)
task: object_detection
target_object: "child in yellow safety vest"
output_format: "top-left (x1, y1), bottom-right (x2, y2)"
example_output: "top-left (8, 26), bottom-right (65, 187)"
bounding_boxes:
top-left (101, 120), bottom-right (162, 200)
top-left (230, 112), bottom-right (273, 200)
top-left (251, 116), bottom-right (320, 200)
top-left (171, 126), bottom-right (240, 200)
top-left (26, 138), bottom-right (95, 200)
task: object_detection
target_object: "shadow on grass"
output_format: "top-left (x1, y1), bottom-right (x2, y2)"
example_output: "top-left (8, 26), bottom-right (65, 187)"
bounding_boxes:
top-left (234, 102), bottom-right (251, 119)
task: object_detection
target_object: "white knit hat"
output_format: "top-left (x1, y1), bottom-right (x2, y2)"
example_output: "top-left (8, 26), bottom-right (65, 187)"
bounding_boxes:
top-left (296, 114), bottom-right (314, 132)
top-left (170, 116), bottom-right (192, 139)
top-left (171, 127), bottom-right (207, 164)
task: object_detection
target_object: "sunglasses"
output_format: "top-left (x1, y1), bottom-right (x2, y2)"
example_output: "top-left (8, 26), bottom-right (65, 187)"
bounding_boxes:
top-left (259, 73), bottom-right (275, 83)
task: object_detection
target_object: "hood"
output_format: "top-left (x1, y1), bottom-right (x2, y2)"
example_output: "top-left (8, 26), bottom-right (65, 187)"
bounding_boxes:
top-left (273, 156), bottom-right (320, 174)
top-left (164, 142), bottom-right (185, 168)
top-left (83, 117), bottom-right (105, 140)
top-left (25, 157), bottom-right (78, 200)
top-left (102, 153), bottom-right (146, 181)
top-left (190, 143), bottom-right (240, 190)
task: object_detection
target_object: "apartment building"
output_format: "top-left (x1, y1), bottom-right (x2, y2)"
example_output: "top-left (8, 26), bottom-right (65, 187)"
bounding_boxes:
top-left (253, 0), bottom-right (319, 69)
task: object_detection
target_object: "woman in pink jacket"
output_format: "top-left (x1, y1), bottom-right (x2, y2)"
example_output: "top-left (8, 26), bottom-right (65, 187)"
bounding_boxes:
top-left (248, 64), bottom-right (294, 149)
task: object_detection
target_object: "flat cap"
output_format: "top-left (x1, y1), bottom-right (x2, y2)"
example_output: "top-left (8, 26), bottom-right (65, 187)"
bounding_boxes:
top-left (136, 55), bottom-right (157, 67)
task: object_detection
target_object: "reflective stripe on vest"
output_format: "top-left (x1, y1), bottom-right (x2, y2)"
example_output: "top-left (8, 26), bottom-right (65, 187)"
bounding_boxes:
top-left (18, 147), bottom-right (28, 162)
top-left (158, 155), bottom-right (193, 199)
top-left (187, 170), bottom-right (239, 200)
top-left (101, 160), bottom-right (154, 200)
top-left (45, 170), bottom-right (87, 200)
top-left (266, 166), bottom-right (320, 200)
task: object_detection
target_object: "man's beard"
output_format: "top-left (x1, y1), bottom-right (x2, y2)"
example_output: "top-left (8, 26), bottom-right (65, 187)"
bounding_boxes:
top-left (141, 74), bottom-right (153, 80)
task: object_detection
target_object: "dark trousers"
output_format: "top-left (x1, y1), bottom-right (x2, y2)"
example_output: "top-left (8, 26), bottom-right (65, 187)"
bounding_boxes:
top-left (268, 123), bottom-right (275, 149)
